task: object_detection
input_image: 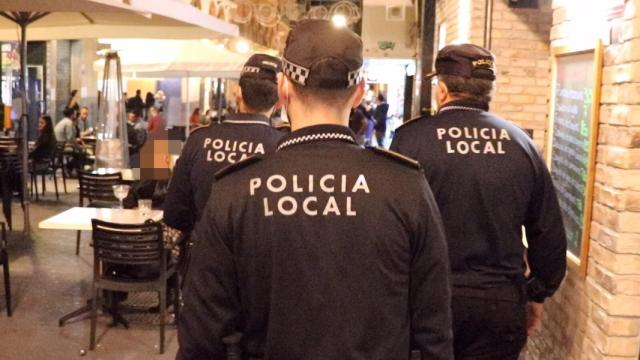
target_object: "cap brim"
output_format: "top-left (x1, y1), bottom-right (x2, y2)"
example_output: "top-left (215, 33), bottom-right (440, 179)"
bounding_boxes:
top-left (425, 71), bottom-right (438, 78)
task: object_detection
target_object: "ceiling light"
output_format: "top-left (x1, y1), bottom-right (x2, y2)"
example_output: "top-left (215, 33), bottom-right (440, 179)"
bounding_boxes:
top-left (331, 14), bottom-right (347, 27)
top-left (235, 39), bottom-right (250, 54)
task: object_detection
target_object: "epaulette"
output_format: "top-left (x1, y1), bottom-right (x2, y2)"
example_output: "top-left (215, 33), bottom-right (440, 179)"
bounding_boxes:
top-left (369, 147), bottom-right (421, 170)
top-left (214, 155), bottom-right (263, 180)
top-left (394, 115), bottom-right (424, 132)
top-left (189, 123), bottom-right (211, 135)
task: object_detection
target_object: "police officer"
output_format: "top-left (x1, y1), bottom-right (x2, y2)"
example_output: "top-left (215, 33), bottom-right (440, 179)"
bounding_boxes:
top-left (164, 54), bottom-right (284, 235)
top-left (177, 19), bottom-right (453, 360)
top-left (390, 44), bottom-right (567, 359)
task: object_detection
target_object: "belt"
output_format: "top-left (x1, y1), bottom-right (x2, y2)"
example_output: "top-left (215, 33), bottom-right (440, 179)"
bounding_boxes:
top-left (452, 285), bottom-right (525, 302)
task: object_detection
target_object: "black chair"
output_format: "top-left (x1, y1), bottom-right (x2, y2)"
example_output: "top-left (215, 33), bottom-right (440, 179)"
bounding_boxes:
top-left (29, 147), bottom-right (59, 201)
top-left (0, 222), bottom-right (11, 316)
top-left (0, 149), bottom-right (23, 230)
top-left (89, 219), bottom-right (177, 354)
top-left (51, 142), bottom-right (68, 193)
top-left (76, 171), bottom-right (122, 255)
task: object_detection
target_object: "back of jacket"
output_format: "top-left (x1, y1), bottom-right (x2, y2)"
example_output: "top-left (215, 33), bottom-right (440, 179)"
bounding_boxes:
top-left (178, 125), bottom-right (453, 360)
top-left (391, 100), bottom-right (566, 298)
top-left (164, 114), bottom-right (283, 233)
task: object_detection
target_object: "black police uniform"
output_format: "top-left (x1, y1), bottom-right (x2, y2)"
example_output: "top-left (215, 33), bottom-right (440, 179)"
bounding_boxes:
top-left (163, 113), bottom-right (283, 233)
top-left (177, 124), bottom-right (453, 360)
top-left (391, 99), bottom-right (567, 358)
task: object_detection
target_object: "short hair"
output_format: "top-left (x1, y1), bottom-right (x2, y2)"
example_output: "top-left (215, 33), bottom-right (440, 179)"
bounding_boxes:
top-left (289, 81), bottom-right (358, 109)
top-left (377, 94), bottom-right (385, 102)
top-left (63, 107), bottom-right (76, 118)
top-left (438, 74), bottom-right (494, 103)
top-left (80, 106), bottom-right (89, 111)
top-left (239, 78), bottom-right (278, 112)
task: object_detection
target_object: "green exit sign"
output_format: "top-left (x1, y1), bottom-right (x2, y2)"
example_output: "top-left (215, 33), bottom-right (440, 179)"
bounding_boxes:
top-left (378, 41), bottom-right (396, 51)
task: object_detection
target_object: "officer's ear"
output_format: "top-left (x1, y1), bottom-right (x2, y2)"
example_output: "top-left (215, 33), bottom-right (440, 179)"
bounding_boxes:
top-left (436, 80), bottom-right (449, 105)
top-left (277, 73), bottom-right (290, 105)
top-left (350, 79), bottom-right (366, 109)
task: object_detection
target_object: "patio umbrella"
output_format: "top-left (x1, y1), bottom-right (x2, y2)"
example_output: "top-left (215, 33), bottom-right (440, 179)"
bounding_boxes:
top-left (0, 0), bottom-right (239, 237)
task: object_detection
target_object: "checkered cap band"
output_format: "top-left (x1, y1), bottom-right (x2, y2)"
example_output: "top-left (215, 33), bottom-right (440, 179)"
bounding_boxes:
top-left (347, 68), bottom-right (363, 87)
top-left (282, 58), bottom-right (310, 86)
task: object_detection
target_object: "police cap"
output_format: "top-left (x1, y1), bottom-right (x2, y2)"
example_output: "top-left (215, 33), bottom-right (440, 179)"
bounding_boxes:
top-left (241, 54), bottom-right (281, 84)
top-left (282, 19), bottom-right (363, 89)
top-left (428, 43), bottom-right (496, 81)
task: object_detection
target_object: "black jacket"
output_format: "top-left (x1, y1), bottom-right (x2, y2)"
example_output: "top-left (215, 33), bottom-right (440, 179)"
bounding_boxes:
top-left (177, 124), bottom-right (453, 360)
top-left (390, 99), bottom-right (567, 302)
top-left (163, 113), bottom-right (283, 233)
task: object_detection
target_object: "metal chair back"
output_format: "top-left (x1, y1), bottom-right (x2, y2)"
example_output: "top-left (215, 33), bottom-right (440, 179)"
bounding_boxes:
top-left (91, 219), bottom-right (165, 267)
top-left (77, 171), bottom-right (122, 206)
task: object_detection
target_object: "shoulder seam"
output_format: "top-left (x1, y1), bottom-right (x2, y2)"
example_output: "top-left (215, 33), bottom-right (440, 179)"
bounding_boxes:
top-left (369, 147), bottom-right (421, 170)
top-left (214, 155), bottom-right (263, 180)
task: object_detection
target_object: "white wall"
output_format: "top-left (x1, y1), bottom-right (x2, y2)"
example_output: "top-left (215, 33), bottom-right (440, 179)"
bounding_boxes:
top-left (362, 5), bottom-right (417, 59)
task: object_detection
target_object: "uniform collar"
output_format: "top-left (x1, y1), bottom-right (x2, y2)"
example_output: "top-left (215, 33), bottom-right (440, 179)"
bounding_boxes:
top-left (277, 124), bottom-right (356, 151)
top-left (222, 113), bottom-right (271, 126)
top-left (438, 99), bottom-right (489, 113)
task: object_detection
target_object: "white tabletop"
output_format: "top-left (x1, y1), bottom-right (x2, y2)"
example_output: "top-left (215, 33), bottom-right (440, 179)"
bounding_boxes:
top-left (92, 168), bottom-right (138, 182)
top-left (38, 207), bottom-right (163, 231)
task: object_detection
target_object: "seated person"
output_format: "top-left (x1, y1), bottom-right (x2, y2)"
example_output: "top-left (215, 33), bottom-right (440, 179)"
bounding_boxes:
top-left (30, 115), bottom-right (56, 162)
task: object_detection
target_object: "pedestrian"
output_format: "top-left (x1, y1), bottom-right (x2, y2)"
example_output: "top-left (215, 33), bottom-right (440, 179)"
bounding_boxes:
top-left (189, 108), bottom-right (201, 129)
top-left (66, 89), bottom-right (80, 113)
top-left (126, 89), bottom-right (145, 115)
top-left (145, 91), bottom-right (155, 118)
top-left (390, 43), bottom-right (567, 359)
top-left (163, 53), bottom-right (285, 241)
top-left (373, 93), bottom-right (389, 147)
top-left (176, 20), bottom-right (453, 360)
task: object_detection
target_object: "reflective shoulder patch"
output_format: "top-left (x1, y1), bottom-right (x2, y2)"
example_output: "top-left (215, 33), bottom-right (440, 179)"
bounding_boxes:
top-left (369, 147), bottom-right (421, 170)
top-left (214, 155), bottom-right (263, 180)
top-left (394, 115), bottom-right (424, 132)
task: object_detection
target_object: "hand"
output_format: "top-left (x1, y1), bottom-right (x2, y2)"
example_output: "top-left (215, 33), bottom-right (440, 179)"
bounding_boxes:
top-left (527, 302), bottom-right (544, 336)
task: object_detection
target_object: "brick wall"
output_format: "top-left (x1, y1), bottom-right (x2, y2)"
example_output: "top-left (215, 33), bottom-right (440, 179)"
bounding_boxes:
top-left (525, 0), bottom-right (640, 359)
top-left (489, 0), bottom-right (552, 147)
top-left (434, 0), bottom-right (553, 148)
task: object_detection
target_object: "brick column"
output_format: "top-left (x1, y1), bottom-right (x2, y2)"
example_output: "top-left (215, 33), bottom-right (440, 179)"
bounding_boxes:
top-left (526, 0), bottom-right (640, 358)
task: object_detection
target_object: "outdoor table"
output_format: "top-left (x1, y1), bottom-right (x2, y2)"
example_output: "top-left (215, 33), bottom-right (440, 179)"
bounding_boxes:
top-left (39, 207), bottom-right (163, 325)
top-left (92, 168), bottom-right (139, 182)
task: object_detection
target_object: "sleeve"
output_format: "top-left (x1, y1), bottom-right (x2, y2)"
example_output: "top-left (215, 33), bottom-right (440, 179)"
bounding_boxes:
top-left (177, 192), bottom-right (240, 359)
top-left (410, 175), bottom-right (454, 360)
top-left (523, 152), bottom-right (567, 303)
top-left (163, 142), bottom-right (196, 232)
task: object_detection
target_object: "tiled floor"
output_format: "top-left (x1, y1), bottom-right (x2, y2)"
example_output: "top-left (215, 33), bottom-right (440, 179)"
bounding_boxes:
top-left (0, 177), bottom-right (178, 360)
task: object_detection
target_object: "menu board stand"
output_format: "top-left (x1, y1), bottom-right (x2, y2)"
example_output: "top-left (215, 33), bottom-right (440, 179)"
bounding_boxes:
top-left (546, 41), bottom-right (603, 276)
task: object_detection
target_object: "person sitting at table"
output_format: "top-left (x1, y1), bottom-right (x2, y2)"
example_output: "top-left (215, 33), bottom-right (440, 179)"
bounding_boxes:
top-left (30, 115), bottom-right (56, 162)
top-left (77, 106), bottom-right (93, 137)
top-left (55, 108), bottom-right (88, 176)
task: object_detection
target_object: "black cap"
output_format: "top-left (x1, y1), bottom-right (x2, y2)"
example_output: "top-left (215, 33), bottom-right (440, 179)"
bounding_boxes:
top-left (282, 19), bottom-right (363, 89)
top-left (428, 44), bottom-right (496, 81)
top-left (240, 54), bottom-right (281, 83)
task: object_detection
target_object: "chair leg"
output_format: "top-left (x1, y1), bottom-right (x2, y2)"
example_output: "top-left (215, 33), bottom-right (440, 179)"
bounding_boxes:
top-left (159, 286), bottom-right (166, 354)
top-left (76, 231), bottom-right (81, 255)
top-left (53, 172), bottom-right (59, 200)
top-left (41, 174), bottom-right (46, 196)
top-left (2, 250), bottom-right (11, 317)
top-left (89, 286), bottom-right (98, 350)
top-left (61, 168), bottom-right (67, 193)
top-left (33, 174), bottom-right (39, 202)
top-left (173, 275), bottom-right (180, 319)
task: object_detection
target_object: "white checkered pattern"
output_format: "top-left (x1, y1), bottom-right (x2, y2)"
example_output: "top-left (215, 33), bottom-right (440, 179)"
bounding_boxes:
top-left (347, 68), bottom-right (363, 87)
top-left (282, 58), bottom-right (310, 86)
top-left (277, 132), bottom-right (355, 151)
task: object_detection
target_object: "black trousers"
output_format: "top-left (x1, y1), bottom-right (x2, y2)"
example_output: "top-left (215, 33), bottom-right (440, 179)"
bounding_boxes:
top-left (452, 288), bottom-right (527, 360)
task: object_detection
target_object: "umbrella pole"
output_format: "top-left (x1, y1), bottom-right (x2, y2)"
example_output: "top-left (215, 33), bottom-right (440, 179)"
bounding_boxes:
top-left (19, 21), bottom-right (30, 238)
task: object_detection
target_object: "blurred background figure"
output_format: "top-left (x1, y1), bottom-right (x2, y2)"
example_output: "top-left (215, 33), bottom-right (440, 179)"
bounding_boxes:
top-left (30, 115), bottom-right (56, 162)
top-left (374, 94), bottom-right (389, 147)
top-left (154, 90), bottom-right (166, 112)
top-left (189, 108), bottom-right (201, 129)
top-left (147, 106), bottom-right (165, 134)
top-left (144, 91), bottom-right (155, 119)
top-left (66, 89), bottom-right (80, 113)
top-left (349, 107), bottom-right (367, 146)
top-left (126, 89), bottom-right (145, 116)
top-left (77, 106), bottom-right (93, 137)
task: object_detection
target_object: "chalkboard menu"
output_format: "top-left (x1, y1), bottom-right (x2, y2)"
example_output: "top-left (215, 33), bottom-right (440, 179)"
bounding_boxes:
top-left (548, 44), bottom-right (602, 271)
